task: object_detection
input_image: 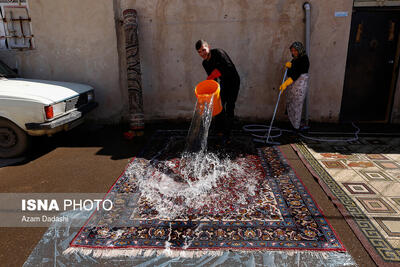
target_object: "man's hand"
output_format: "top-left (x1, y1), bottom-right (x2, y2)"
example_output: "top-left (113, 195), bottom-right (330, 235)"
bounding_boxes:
top-left (207, 69), bottom-right (221, 80)
top-left (285, 61), bottom-right (292, 68)
top-left (279, 77), bottom-right (293, 92)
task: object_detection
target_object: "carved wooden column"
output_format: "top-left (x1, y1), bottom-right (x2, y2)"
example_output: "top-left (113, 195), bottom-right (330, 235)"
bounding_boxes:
top-left (123, 9), bottom-right (144, 136)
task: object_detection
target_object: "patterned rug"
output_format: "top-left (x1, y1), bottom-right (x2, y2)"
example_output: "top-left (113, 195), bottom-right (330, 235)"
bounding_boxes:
top-left (292, 137), bottom-right (400, 267)
top-left (66, 131), bottom-right (345, 257)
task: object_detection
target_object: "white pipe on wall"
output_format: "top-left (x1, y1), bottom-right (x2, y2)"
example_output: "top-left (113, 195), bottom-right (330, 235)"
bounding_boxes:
top-left (303, 2), bottom-right (311, 126)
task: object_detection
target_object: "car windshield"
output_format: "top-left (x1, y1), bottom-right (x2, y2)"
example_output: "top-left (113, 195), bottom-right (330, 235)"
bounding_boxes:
top-left (0, 60), bottom-right (18, 78)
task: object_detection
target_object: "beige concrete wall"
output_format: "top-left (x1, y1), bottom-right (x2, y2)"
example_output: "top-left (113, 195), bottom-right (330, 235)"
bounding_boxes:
top-left (117, 0), bottom-right (354, 122)
top-left (0, 0), bottom-right (357, 123)
top-left (0, 0), bottom-right (122, 122)
top-left (307, 0), bottom-right (353, 122)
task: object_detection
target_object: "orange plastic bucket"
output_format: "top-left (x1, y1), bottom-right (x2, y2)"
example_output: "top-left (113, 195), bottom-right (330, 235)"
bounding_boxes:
top-left (194, 80), bottom-right (223, 117)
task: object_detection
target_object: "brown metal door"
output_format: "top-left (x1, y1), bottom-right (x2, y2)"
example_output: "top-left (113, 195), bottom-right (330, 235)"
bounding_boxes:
top-left (340, 8), bottom-right (400, 123)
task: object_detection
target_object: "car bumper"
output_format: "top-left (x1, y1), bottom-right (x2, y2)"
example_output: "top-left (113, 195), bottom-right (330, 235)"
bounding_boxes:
top-left (25, 102), bottom-right (98, 136)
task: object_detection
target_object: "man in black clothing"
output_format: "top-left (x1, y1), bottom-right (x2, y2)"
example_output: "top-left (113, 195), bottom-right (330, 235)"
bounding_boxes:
top-left (195, 40), bottom-right (240, 141)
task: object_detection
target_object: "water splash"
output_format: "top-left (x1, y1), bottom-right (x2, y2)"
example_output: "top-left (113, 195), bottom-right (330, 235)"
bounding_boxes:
top-left (126, 152), bottom-right (261, 220)
top-left (124, 94), bottom-right (267, 221)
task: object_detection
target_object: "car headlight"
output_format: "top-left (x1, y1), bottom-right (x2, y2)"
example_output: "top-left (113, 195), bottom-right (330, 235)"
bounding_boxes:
top-left (87, 91), bottom-right (95, 102)
top-left (53, 102), bottom-right (66, 117)
top-left (45, 102), bottom-right (66, 120)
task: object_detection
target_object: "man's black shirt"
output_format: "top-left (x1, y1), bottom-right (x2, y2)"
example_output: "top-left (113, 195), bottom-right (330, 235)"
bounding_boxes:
top-left (202, 48), bottom-right (240, 88)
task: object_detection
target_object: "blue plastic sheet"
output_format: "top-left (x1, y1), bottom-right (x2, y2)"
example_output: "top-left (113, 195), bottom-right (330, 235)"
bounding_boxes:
top-left (23, 208), bottom-right (357, 267)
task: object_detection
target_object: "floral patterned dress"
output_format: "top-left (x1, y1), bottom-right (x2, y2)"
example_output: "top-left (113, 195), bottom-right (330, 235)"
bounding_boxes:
top-left (286, 74), bottom-right (309, 129)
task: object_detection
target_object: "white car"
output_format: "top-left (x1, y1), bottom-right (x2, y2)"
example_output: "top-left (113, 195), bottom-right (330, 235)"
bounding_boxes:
top-left (0, 60), bottom-right (98, 158)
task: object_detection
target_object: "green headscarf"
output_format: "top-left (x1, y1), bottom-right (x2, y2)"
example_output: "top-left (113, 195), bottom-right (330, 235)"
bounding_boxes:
top-left (290, 41), bottom-right (306, 58)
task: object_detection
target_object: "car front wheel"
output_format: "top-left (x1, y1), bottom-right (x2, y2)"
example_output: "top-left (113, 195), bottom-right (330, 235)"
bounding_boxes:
top-left (0, 118), bottom-right (30, 158)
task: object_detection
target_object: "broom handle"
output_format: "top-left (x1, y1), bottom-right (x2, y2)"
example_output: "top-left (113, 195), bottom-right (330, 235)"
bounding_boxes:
top-left (266, 69), bottom-right (288, 142)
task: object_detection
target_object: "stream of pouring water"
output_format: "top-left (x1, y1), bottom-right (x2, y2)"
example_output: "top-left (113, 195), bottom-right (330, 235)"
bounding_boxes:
top-left (184, 95), bottom-right (214, 154)
top-left (125, 95), bottom-right (260, 222)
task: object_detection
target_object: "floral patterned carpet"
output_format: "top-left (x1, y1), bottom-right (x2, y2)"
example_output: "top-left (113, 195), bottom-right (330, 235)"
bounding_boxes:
top-left (293, 137), bottom-right (400, 267)
top-left (67, 131), bottom-right (345, 257)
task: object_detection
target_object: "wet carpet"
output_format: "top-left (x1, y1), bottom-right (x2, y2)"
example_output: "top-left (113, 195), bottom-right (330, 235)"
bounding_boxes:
top-left (67, 130), bottom-right (345, 257)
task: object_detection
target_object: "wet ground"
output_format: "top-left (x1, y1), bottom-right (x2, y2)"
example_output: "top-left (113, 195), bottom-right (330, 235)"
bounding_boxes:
top-left (2, 119), bottom-right (398, 266)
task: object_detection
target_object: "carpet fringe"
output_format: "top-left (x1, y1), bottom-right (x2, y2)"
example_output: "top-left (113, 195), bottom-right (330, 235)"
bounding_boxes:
top-left (63, 246), bottom-right (346, 259)
top-left (63, 246), bottom-right (226, 258)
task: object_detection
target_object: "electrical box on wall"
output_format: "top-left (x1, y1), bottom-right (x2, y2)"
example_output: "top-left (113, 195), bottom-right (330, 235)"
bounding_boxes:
top-left (0, 0), bottom-right (33, 50)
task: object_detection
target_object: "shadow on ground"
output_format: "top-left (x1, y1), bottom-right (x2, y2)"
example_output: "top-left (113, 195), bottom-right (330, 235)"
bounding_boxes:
top-left (3, 120), bottom-right (400, 167)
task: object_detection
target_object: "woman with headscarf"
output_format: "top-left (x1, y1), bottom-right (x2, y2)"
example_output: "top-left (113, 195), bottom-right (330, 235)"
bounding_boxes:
top-left (279, 41), bottom-right (310, 130)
